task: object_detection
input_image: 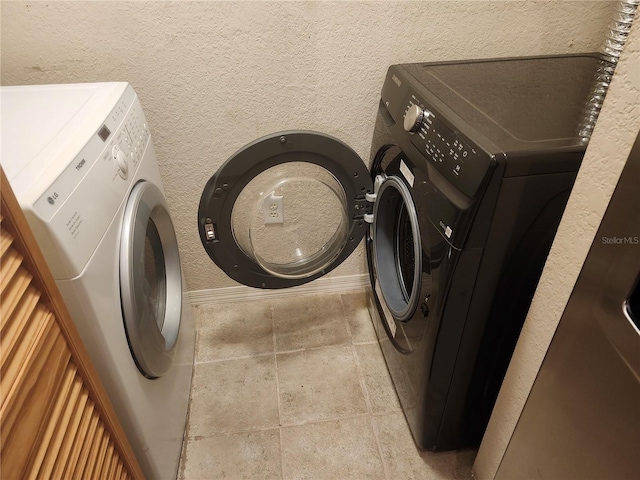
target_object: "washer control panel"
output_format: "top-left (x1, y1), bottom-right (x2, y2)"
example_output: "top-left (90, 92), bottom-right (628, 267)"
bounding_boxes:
top-left (403, 92), bottom-right (494, 198)
top-left (380, 66), bottom-right (496, 198)
top-left (106, 104), bottom-right (150, 180)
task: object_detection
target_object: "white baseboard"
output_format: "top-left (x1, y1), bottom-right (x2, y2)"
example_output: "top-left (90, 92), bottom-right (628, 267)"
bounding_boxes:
top-left (186, 274), bottom-right (370, 306)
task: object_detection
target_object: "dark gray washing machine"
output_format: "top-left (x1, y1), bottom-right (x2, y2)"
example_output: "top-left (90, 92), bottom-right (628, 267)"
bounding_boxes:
top-left (198, 53), bottom-right (603, 451)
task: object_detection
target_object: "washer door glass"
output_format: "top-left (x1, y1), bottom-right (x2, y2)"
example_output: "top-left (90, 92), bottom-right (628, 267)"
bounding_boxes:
top-left (120, 181), bottom-right (182, 378)
top-left (231, 162), bottom-right (350, 279)
top-left (199, 131), bottom-right (372, 289)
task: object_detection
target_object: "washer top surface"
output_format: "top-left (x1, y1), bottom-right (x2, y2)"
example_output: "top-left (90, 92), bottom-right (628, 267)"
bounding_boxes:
top-left (400, 55), bottom-right (602, 153)
top-left (1, 82), bottom-right (127, 201)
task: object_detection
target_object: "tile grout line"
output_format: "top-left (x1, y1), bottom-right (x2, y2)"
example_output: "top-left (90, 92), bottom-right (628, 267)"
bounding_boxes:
top-left (186, 412), bottom-right (374, 440)
top-left (193, 350), bottom-right (274, 365)
top-left (341, 294), bottom-right (392, 480)
top-left (369, 412), bottom-right (390, 480)
top-left (184, 408), bottom-right (408, 441)
top-left (271, 302), bottom-right (286, 480)
top-left (177, 323), bottom-right (200, 480)
top-left (193, 340), bottom-right (380, 366)
top-left (352, 343), bottom-right (391, 480)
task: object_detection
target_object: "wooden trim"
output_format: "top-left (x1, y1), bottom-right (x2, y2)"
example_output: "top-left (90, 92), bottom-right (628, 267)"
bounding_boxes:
top-left (0, 168), bottom-right (143, 479)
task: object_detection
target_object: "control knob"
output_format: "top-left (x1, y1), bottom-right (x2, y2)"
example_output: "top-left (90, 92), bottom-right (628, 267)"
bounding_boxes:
top-left (404, 104), bottom-right (433, 133)
top-left (112, 144), bottom-right (129, 179)
top-left (116, 150), bottom-right (129, 177)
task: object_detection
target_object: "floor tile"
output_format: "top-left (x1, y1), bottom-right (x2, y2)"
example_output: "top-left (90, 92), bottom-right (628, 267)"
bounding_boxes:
top-left (195, 300), bottom-right (273, 362)
top-left (188, 355), bottom-right (279, 436)
top-left (186, 292), bottom-right (477, 480)
top-left (182, 429), bottom-right (282, 480)
top-left (341, 291), bottom-right (378, 344)
top-left (355, 343), bottom-right (402, 414)
top-left (273, 294), bottom-right (350, 351)
top-left (281, 417), bottom-right (385, 480)
top-left (373, 412), bottom-right (474, 479)
top-left (277, 345), bottom-right (367, 424)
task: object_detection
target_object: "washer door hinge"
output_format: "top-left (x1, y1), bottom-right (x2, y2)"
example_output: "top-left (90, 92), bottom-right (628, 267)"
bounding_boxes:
top-left (362, 174), bottom-right (386, 224)
top-left (354, 193), bottom-right (375, 223)
top-left (363, 192), bottom-right (376, 224)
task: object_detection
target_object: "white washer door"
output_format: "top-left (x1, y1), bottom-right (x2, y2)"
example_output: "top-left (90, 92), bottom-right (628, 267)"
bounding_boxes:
top-left (120, 181), bottom-right (182, 378)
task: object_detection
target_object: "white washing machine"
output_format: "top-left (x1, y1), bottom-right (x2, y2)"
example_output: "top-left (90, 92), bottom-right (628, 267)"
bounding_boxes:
top-left (1, 82), bottom-right (195, 479)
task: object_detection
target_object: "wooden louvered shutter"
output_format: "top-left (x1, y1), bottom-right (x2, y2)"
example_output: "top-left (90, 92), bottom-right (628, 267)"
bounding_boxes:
top-left (0, 168), bottom-right (144, 480)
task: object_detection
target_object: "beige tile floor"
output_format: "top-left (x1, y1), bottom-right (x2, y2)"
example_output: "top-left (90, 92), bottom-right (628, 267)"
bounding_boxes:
top-left (179, 291), bottom-right (475, 480)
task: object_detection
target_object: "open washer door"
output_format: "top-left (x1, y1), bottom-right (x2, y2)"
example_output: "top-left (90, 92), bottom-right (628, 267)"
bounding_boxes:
top-left (198, 131), bottom-right (372, 289)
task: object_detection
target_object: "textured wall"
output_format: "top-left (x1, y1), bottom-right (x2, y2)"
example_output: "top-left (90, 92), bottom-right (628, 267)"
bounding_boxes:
top-left (473, 18), bottom-right (640, 480)
top-left (1, 1), bottom-right (612, 291)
